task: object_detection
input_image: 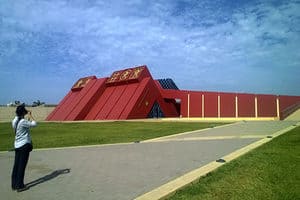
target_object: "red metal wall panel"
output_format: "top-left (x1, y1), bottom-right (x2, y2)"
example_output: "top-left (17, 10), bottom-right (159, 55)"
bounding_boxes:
top-left (159, 88), bottom-right (183, 99)
top-left (119, 78), bottom-right (151, 119)
top-left (220, 93), bottom-right (236, 117)
top-left (128, 78), bottom-right (160, 119)
top-left (49, 91), bottom-right (80, 120)
top-left (147, 80), bottom-right (179, 118)
top-left (257, 95), bottom-right (277, 117)
top-left (127, 78), bottom-right (178, 119)
top-left (46, 90), bottom-right (73, 120)
top-left (179, 92), bottom-right (189, 117)
top-left (238, 94), bottom-right (255, 117)
top-left (84, 86), bottom-right (116, 120)
top-left (158, 98), bottom-right (179, 117)
top-left (95, 85), bottom-right (127, 119)
top-left (65, 79), bottom-right (97, 120)
top-left (130, 89), bottom-right (153, 119)
top-left (203, 92), bottom-right (218, 117)
top-left (279, 95), bottom-right (300, 119)
top-left (47, 76), bottom-right (98, 121)
top-left (106, 83), bottom-right (139, 119)
top-left (47, 76), bottom-right (97, 121)
top-left (189, 92), bottom-right (202, 117)
top-left (158, 89), bottom-right (186, 117)
top-left (279, 95), bottom-right (300, 111)
top-left (67, 78), bottom-right (106, 120)
top-left (61, 79), bottom-right (97, 120)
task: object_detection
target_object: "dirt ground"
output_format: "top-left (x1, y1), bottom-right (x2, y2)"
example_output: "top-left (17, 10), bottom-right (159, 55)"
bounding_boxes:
top-left (0, 106), bottom-right (55, 122)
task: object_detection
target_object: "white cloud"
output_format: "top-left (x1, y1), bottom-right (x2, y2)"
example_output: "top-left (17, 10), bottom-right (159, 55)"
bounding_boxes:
top-left (0, 0), bottom-right (299, 104)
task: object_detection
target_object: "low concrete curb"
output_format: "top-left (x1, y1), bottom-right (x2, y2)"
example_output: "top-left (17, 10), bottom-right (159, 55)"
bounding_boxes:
top-left (134, 122), bottom-right (300, 200)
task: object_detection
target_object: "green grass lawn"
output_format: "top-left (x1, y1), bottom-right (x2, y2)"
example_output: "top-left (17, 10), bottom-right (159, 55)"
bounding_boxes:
top-left (0, 121), bottom-right (224, 151)
top-left (167, 126), bottom-right (300, 200)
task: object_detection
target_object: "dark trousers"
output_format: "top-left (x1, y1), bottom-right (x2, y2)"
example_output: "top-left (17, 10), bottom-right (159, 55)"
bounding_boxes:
top-left (11, 143), bottom-right (32, 189)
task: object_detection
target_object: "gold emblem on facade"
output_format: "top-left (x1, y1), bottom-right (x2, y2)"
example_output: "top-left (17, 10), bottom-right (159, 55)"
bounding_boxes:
top-left (119, 69), bottom-right (132, 80)
top-left (73, 77), bottom-right (92, 89)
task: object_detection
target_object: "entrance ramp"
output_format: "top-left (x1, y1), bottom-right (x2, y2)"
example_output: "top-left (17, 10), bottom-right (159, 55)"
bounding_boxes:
top-left (284, 108), bottom-right (300, 121)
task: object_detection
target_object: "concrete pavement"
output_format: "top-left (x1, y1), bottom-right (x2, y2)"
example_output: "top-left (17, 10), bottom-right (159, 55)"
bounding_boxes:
top-left (0, 121), bottom-right (298, 200)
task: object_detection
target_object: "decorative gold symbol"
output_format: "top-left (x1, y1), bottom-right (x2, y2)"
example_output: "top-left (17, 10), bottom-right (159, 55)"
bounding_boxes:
top-left (75, 80), bottom-right (84, 88)
top-left (73, 78), bottom-right (91, 89)
top-left (106, 66), bottom-right (146, 85)
top-left (107, 71), bottom-right (121, 83)
top-left (129, 67), bottom-right (144, 79)
top-left (119, 69), bottom-right (132, 80)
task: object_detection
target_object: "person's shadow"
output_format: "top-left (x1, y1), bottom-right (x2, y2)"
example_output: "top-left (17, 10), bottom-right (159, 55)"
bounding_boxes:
top-left (26, 168), bottom-right (71, 189)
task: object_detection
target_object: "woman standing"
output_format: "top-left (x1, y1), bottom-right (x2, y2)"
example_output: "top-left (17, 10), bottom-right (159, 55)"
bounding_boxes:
top-left (11, 104), bottom-right (37, 192)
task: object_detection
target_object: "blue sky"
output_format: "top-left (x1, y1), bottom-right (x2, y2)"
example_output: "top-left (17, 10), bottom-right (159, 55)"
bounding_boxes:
top-left (1, 0), bottom-right (300, 104)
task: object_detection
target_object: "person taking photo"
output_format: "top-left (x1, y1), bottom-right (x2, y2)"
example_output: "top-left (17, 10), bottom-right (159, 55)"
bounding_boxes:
top-left (11, 104), bottom-right (37, 192)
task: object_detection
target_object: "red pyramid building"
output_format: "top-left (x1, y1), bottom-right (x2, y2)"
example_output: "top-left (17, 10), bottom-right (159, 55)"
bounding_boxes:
top-left (47, 66), bottom-right (178, 120)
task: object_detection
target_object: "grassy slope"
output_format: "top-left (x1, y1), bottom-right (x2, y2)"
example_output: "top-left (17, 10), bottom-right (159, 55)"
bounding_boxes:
top-left (0, 121), bottom-right (223, 151)
top-left (168, 126), bottom-right (300, 200)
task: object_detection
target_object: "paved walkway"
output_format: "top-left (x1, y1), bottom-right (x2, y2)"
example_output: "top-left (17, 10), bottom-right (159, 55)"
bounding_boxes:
top-left (0, 121), bottom-right (298, 200)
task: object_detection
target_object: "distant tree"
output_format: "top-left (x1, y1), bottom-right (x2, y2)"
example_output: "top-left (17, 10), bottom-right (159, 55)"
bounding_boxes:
top-left (32, 100), bottom-right (45, 107)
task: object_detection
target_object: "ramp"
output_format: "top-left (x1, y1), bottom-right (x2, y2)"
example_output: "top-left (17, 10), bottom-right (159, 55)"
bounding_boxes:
top-left (284, 109), bottom-right (300, 121)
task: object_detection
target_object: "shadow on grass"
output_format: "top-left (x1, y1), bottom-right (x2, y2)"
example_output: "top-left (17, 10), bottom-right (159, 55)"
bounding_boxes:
top-left (26, 168), bottom-right (71, 189)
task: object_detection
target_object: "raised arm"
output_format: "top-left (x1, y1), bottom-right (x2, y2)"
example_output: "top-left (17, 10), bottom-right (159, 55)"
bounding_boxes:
top-left (26, 111), bottom-right (37, 127)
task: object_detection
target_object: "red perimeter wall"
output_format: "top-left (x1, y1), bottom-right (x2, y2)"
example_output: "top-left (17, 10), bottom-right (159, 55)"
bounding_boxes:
top-left (160, 90), bottom-right (300, 118)
top-left (189, 92), bottom-right (202, 117)
top-left (237, 94), bottom-right (255, 117)
top-left (257, 95), bottom-right (277, 117)
top-left (203, 92), bottom-right (218, 117)
top-left (220, 93), bottom-right (236, 117)
top-left (279, 95), bottom-right (300, 111)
